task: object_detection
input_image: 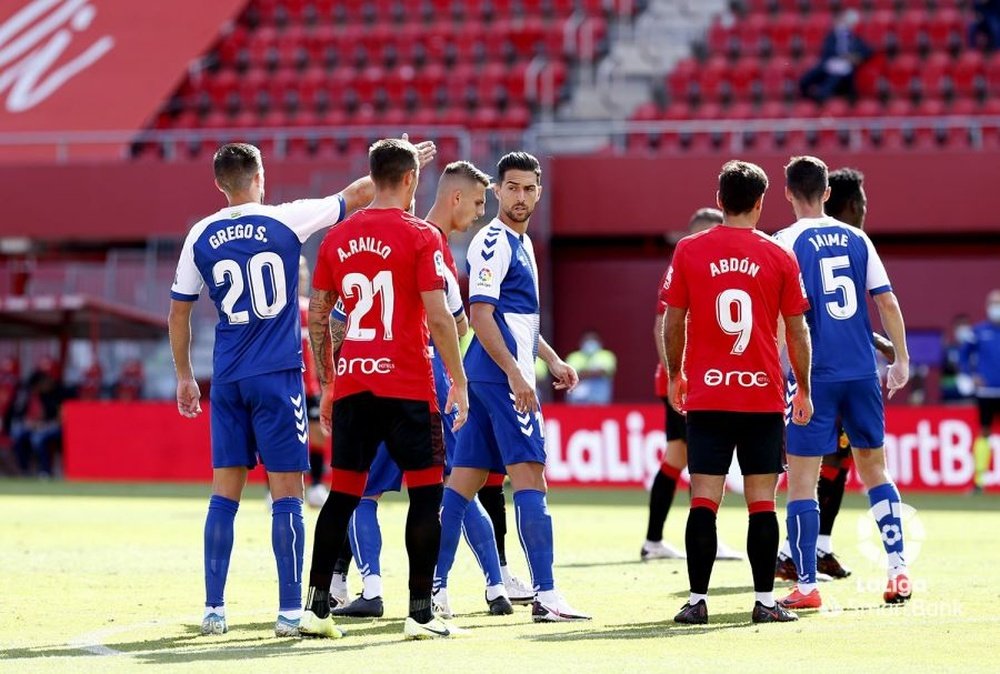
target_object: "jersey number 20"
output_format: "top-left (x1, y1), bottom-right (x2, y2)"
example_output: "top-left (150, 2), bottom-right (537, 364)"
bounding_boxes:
top-left (212, 252), bottom-right (286, 324)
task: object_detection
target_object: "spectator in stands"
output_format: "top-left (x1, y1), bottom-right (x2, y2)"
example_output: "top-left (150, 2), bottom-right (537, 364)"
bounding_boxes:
top-left (113, 360), bottom-right (144, 401)
top-left (969, 0), bottom-right (1000, 51)
top-left (565, 331), bottom-right (617, 404)
top-left (6, 357), bottom-right (65, 478)
top-left (799, 9), bottom-right (873, 103)
top-left (941, 314), bottom-right (977, 402)
top-left (960, 289), bottom-right (1000, 492)
top-left (0, 356), bottom-right (21, 475)
top-left (77, 363), bottom-right (104, 400)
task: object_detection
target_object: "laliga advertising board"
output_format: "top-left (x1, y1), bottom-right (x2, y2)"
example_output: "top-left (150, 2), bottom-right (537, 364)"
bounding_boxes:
top-left (541, 404), bottom-right (1000, 492)
top-left (62, 402), bottom-right (997, 491)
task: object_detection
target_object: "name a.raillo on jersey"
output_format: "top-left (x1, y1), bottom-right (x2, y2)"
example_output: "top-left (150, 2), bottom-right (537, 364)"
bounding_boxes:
top-left (338, 237), bottom-right (392, 261)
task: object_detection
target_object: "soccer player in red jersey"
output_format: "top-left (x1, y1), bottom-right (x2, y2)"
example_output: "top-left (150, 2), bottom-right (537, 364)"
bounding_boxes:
top-left (660, 160), bottom-right (813, 625)
top-left (645, 207), bottom-right (741, 563)
top-left (299, 138), bottom-right (469, 640)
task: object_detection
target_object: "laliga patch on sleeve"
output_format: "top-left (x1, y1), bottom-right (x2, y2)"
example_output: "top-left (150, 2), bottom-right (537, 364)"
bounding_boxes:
top-left (476, 267), bottom-right (494, 289)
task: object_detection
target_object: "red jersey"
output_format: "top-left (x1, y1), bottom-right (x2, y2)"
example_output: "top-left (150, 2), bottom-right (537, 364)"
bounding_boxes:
top-left (313, 208), bottom-right (446, 406)
top-left (299, 297), bottom-right (321, 397)
top-left (654, 270), bottom-right (669, 398)
top-left (660, 226), bottom-right (809, 413)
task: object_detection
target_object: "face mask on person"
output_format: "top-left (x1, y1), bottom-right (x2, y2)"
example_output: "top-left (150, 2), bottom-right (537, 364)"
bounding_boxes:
top-left (581, 339), bottom-right (601, 355)
top-left (955, 325), bottom-right (975, 343)
top-left (989, 305), bottom-right (1000, 323)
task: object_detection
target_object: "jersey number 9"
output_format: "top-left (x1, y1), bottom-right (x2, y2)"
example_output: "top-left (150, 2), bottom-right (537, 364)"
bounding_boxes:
top-left (716, 288), bottom-right (752, 355)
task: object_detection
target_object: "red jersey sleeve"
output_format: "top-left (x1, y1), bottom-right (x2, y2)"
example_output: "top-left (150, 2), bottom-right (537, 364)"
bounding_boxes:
top-left (655, 270), bottom-right (669, 316)
top-left (780, 248), bottom-right (810, 317)
top-left (660, 241), bottom-right (689, 310)
top-left (312, 233), bottom-right (338, 292)
top-left (416, 227), bottom-right (447, 293)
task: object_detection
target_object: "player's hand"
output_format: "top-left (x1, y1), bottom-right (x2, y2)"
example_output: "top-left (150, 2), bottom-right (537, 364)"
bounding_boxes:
top-left (668, 376), bottom-right (687, 415)
top-left (176, 378), bottom-right (202, 418)
top-left (508, 371), bottom-right (539, 415)
top-left (319, 385), bottom-right (334, 436)
top-left (549, 359), bottom-right (579, 392)
top-left (886, 360), bottom-right (909, 399)
top-left (401, 133), bottom-right (436, 168)
top-left (446, 382), bottom-right (469, 432)
top-left (791, 389), bottom-right (813, 425)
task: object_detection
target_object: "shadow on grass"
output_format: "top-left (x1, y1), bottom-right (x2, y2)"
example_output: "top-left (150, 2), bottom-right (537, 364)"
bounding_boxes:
top-left (522, 612), bottom-right (752, 642)
top-left (668, 585), bottom-right (756, 598)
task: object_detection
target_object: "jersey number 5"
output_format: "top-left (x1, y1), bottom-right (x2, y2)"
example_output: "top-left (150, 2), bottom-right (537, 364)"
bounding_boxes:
top-left (820, 255), bottom-right (858, 320)
top-left (343, 271), bottom-right (395, 341)
top-left (716, 289), bottom-right (752, 355)
top-left (212, 252), bottom-right (286, 325)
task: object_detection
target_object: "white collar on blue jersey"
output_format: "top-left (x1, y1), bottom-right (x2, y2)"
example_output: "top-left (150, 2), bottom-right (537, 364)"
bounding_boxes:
top-left (489, 217), bottom-right (528, 242)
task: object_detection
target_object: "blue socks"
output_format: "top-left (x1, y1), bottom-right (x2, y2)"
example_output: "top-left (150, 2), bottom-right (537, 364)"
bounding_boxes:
top-left (462, 496), bottom-right (504, 587)
top-left (786, 499), bottom-right (820, 587)
top-left (204, 495), bottom-right (239, 608)
top-left (271, 497), bottom-right (305, 613)
top-left (513, 489), bottom-right (554, 592)
top-left (348, 498), bottom-right (382, 580)
top-left (434, 487), bottom-right (470, 590)
top-left (868, 482), bottom-right (906, 573)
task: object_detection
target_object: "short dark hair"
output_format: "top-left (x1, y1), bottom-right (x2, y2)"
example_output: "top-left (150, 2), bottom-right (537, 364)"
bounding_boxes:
top-left (213, 143), bottom-right (261, 193)
top-left (826, 167), bottom-right (865, 218)
top-left (496, 151), bottom-right (541, 184)
top-left (369, 138), bottom-right (419, 187)
top-left (688, 207), bottom-right (724, 228)
top-left (443, 160), bottom-right (491, 187)
top-left (785, 155), bottom-right (829, 202)
top-left (718, 160), bottom-right (769, 215)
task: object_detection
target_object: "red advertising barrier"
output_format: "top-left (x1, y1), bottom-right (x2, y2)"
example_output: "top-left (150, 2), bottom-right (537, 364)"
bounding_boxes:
top-left (62, 402), bottom-right (998, 491)
top-left (0, 0), bottom-right (245, 159)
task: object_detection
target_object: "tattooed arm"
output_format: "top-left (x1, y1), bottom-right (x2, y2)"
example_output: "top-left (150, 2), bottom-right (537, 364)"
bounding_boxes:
top-left (308, 289), bottom-right (339, 388)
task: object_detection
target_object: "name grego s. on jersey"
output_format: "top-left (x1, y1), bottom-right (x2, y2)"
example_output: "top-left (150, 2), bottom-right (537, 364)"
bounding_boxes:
top-left (170, 195), bottom-right (346, 382)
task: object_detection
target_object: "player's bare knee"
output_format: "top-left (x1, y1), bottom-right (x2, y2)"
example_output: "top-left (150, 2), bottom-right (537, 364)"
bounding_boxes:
top-left (786, 455), bottom-right (822, 500)
top-left (663, 440), bottom-right (687, 470)
top-left (689, 474), bottom-right (726, 504)
top-left (852, 448), bottom-right (889, 488)
top-left (446, 467), bottom-right (487, 499)
top-left (268, 471), bottom-right (305, 500)
top-left (212, 467), bottom-right (248, 501)
top-left (742, 474), bottom-right (778, 505)
top-left (507, 461), bottom-right (546, 493)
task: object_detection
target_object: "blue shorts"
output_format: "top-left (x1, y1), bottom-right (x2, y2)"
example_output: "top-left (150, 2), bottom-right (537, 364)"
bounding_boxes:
top-left (363, 351), bottom-right (458, 497)
top-left (210, 369), bottom-right (310, 472)
top-left (364, 445), bottom-right (402, 496)
top-left (786, 376), bottom-right (885, 457)
top-left (452, 381), bottom-right (546, 473)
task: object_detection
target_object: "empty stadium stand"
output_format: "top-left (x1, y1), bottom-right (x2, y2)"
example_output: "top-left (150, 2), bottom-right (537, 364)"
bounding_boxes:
top-left (625, 0), bottom-right (1000, 153)
top-left (138, 0), bottom-right (642, 160)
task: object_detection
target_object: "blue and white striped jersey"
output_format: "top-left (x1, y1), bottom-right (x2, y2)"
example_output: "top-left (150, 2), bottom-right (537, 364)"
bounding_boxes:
top-left (773, 216), bottom-right (892, 382)
top-left (464, 219), bottom-right (540, 385)
top-left (170, 195), bottom-right (346, 383)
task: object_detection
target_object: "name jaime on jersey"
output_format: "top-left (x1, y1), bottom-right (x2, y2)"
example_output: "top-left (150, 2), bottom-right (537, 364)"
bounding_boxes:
top-left (338, 237), bottom-right (391, 262)
top-left (808, 232), bottom-right (849, 251)
top-left (209, 224), bottom-right (268, 249)
top-left (709, 257), bottom-right (760, 278)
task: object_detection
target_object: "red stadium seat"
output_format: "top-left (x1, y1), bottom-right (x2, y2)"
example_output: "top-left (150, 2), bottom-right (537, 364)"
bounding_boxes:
top-left (896, 9), bottom-right (929, 54)
top-left (953, 51), bottom-right (986, 97)
top-left (885, 54), bottom-right (920, 95)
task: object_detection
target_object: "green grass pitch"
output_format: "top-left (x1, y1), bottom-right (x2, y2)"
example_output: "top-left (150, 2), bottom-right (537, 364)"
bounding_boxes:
top-left (1, 480), bottom-right (997, 673)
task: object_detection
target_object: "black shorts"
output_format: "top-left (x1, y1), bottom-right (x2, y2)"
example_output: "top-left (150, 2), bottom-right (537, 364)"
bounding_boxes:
top-left (662, 397), bottom-right (687, 442)
top-left (331, 392), bottom-right (445, 473)
top-left (306, 394), bottom-right (321, 422)
top-left (977, 396), bottom-right (1000, 431)
top-left (686, 411), bottom-right (785, 476)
